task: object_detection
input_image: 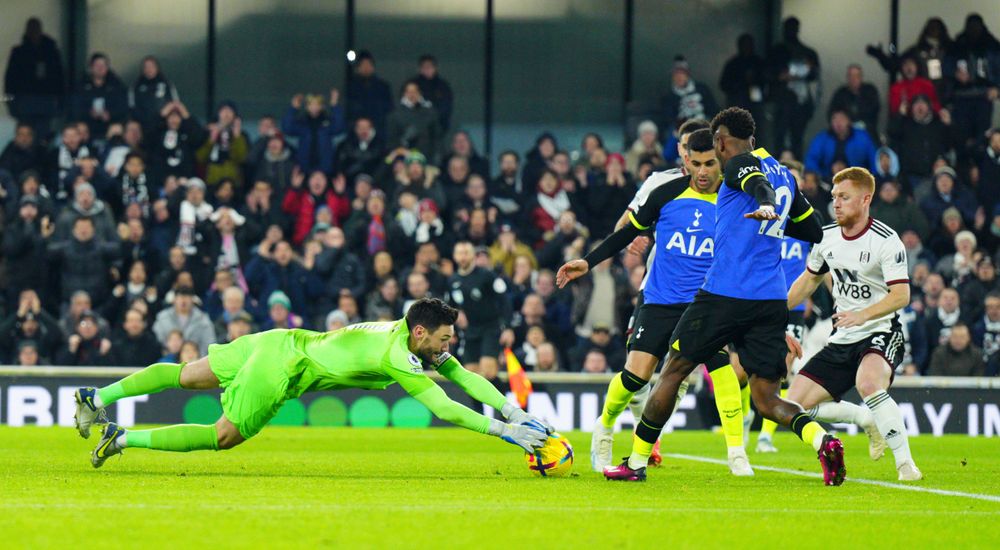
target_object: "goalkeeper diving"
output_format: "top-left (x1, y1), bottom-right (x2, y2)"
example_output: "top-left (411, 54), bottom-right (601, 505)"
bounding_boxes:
top-left (74, 298), bottom-right (551, 467)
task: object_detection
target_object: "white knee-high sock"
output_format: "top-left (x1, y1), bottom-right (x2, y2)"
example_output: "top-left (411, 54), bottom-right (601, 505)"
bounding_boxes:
top-left (807, 400), bottom-right (874, 429)
top-left (863, 390), bottom-right (913, 467)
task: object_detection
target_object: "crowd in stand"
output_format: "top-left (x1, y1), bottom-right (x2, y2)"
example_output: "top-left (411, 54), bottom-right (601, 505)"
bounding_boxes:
top-left (2, 15), bottom-right (1000, 377)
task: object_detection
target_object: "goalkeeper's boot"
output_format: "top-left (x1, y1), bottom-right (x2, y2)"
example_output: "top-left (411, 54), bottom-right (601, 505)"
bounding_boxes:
top-left (648, 439), bottom-right (662, 467)
top-left (864, 423), bottom-right (887, 461)
top-left (897, 461), bottom-right (923, 482)
top-left (728, 447), bottom-right (755, 476)
top-left (92, 423), bottom-right (126, 469)
top-left (590, 420), bottom-right (614, 472)
top-left (817, 434), bottom-right (846, 486)
top-left (755, 435), bottom-right (778, 453)
top-left (74, 387), bottom-right (107, 439)
top-left (603, 459), bottom-right (646, 481)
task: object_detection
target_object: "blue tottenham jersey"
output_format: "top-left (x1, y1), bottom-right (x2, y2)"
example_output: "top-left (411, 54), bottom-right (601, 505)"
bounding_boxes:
top-left (781, 237), bottom-right (810, 312)
top-left (629, 177), bottom-right (716, 305)
top-left (703, 148), bottom-right (803, 300)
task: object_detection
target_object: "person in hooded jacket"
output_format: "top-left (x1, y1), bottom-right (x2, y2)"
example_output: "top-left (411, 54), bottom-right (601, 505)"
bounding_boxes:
top-left (130, 56), bottom-right (179, 129)
top-left (281, 90), bottom-right (345, 175)
top-left (4, 18), bottom-right (65, 140)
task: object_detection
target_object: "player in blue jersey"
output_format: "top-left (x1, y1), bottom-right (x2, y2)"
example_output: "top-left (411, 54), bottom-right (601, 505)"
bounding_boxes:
top-left (603, 107), bottom-right (848, 486)
top-left (557, 130), bottom-right (753, 476)
top-left (755, 160), bottom-right (811, 453)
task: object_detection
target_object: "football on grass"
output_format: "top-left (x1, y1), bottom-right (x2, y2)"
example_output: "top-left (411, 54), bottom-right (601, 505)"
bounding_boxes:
top-left (525, 432), bottom-right (574, 477)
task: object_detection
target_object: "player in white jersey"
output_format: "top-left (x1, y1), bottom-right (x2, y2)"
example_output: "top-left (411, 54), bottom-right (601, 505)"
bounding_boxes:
top-left (786, 167), bottom-right (921, 481)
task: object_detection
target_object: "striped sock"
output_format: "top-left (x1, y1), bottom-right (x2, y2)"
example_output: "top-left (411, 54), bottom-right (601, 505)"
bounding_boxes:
top-left (864, 390), bottom-right (912, 467)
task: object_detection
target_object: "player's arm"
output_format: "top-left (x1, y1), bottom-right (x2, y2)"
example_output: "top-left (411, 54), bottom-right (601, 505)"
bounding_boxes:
top-left (833, 237), bottom-right (911, 329)
top-left (790, 242), bottom-right (829, 310)
top-left (724, 154), bottom-right (776, 215)
top-left (783, 191), bottom-right (823, 243)
top-left (435, 353), bottom-right (553, 433)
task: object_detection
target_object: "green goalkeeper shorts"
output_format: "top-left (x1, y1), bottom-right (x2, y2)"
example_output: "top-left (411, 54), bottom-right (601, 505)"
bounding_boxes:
top-left (208, 330), bottom-right (299, 439)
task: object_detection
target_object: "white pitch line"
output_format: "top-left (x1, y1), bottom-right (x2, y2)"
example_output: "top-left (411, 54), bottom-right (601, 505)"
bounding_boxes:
top-left (666, 453), bottom-right (1000, 503)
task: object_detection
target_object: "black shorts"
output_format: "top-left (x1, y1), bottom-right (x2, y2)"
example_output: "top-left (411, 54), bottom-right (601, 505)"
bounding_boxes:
top-left (671, 290), bottom-right (788, 381)
top-left (799, 329), bottom-right (904, 400)
top-left (628, 302), bottom-right (686, 358)
top-left (787, 310), bottom-right (805, 341)
top-left (461, 323), bottom-right (500, 363)
top-left (626, 290), bottom-right (646, 337)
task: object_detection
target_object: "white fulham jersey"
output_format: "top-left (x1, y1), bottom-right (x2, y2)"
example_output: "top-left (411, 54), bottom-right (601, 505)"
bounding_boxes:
top-left (628, 168), bottom-right (684, 290)
top-left (806, 217), bottom-right (909, 344)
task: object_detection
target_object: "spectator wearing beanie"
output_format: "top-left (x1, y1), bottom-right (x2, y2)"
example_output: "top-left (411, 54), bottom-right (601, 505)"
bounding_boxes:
top-left (281, 90), bottom-right (345, 175)
top-left (625, 121), bottom-right (663, 175)
top-left (919, 166), bottom-right (977, 231)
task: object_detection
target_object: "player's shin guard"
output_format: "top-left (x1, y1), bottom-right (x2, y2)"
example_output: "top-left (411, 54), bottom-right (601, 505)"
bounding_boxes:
top-left (627, 415), bottom-right (663, 470)
top-left (97, 362), bottom-right (184, 408)
top-left (601, 370), bottom-right (648, 429)
top-left (759, 388), bottom-right (788, 439)
top-left (864, 390), bottom-right (913, 467)
top-left (790, 412), bottom-right (828, 451)
top-left (125, 424), bottom-right (220, 452)
top-left (707, 357), bottom-right (743, 448)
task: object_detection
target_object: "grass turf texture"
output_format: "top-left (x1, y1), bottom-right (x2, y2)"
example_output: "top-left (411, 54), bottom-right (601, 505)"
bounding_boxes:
top-left (2, 427), bottom-right (998, 549)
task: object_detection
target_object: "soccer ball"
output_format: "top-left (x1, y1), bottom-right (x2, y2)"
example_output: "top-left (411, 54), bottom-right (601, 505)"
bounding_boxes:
top-left (525, 432), bottom-right (574, 477)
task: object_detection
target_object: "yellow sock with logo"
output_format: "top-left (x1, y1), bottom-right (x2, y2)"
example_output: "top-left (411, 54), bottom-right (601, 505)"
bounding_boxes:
top-left (709, 366), bottom-right (743, 448)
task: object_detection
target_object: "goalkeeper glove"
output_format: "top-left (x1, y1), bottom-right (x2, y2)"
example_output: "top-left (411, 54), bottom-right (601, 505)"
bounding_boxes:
top-left (488, 419), bottom-right (547, 453)
top-left (501, 402), bottom-right (554, 435)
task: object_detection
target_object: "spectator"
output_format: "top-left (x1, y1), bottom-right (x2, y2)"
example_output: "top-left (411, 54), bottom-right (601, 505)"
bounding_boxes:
top-left (212, 285), bottom-right (251, 336)
top-left (281, 89), bottom-right (345, 175)
top-left (253, 133), bottom-right (295, 192)
top-left (159, 329), bottom-right (183, 362)
top-left (868, 17), bottom-right (952, 94)
top-left (718, 33), bottom-right (766, 124)
top-left (442, 130), bottom-right (488, 178)
top-left (196, 101), bottom-right (248, 188)
top-left (147, 101), bottom-right (202, 184)
top-left (805, 109), bottom-right (877, 180)
top-left (488, 224), bottom-right (536, 278)
top-left (888, 88), bottom-right (951, 188)
top-left (936, 230), bottom-right (978, 287)
top-left (281, 169), bottom-right (350, 246)
top-left (768, 17), bottom-right (821, 158)
top-left (828, 64), bottom-right (881, 137)
top-left (871, 180), bottom-right (930, 240)
top-left (263, 290), bottom-right (303, 330)
top-left (325, 309), bottom-right (350, 331)
top-left (948, 58), bottom-right (997, 162)
top-left (48, 216), bottom-right (120, 305)
top-left (346, 50), bottom-right (393, 136)
top-left (345, 191), bottom-right (403, 259)
top-left (569, 324), bottom-right (625, 371)
top-left (625, 121), bottom-right (663, 176)
top-left (960, 257), bottom-right (998, 321)
top-left (240, 180), bottom-right (284, 245)
top-left (522, 133), bottom-right (557, 192)
top-left (928, 206), bottom-right (967, 258)
top-left (0, 289), bottom-right (63, 363)
top-left (102, 259), bottom-right (158, 326)
top-left (973, 291), bottom-right (1000, 374)
top-left (16, 341), bottom-right (43, 366)
top-left (49, 123), bottom-right (91, 199)
top-left (3, 18), bottom-right (64, 139)
top-left (919, 168), bottom-right (976, 231)
top-left (179, 341), bottom-right (200, 363)
top-left (582, 349), bottom-right (611, 374)
top-left (413, 54), bottom-right (454, 131)
top-left (388, 80), bottom-right (442, 164)
top-left (336, 117), bottom-right (383, 184)
top-left (534, 269), bottom-right (574, 345)
top-left (889, 55), bottom-right (942, 117)
top-left (534, 342), bottom-right (560, 372)
top-left (72, 52), bottom-right (128, 139)
top-left (130, 56), bottom-right (179, 129)
top-left (224, 311), bottom-right (254, 343)
top-left (205, 207), bottom-right (253, 281)
top-left (0, 123), bottom-right (46, 181)
top-left (402, 271), bottom-right (433, 313)
top-left (490, 150), bottom-right (525, 224)
top-left (537, 210), bottom-right (589, 271)
top-left (920, 272), bottom-right (946, 312)
top-left (901, 230), bottom-right (936, 277)
top-left (438, 154), bottom-right (471, 215)
top-left (152, 286), bottom-right (216, 355)
top-left (928, 322), bottom-right (984, 376)
top-left (978, 130), bottom-right (1000, 215)
top-left (514, 325), bottom-right (549, 371)
top-left (2, 194), bottom-right (51, 303)
top-left (244, 240), bottom-right (322, 320)
top-left (115, 152), bottom-right (151, 219)
top-left (923, 286), bottom-right (971, 355)
top-left (661, 55), bottom-right (718, 131)
top-left (312, 226), bottom-right (366, 313)
top-left (528, 169), bottom-right (573, 245)
top-left (56, 310), bottom-right (114, 366)
top-left (570, 253), bottom-right (630, 339)
top-left (365, 277), bottom-right (403, 321)
top-left (112, 308), bottom-right (161, 366)
top-left (247, 115), bottom-right (278, 176)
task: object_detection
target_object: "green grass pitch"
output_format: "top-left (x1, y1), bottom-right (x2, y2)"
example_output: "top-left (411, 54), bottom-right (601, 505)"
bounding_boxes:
top-left (2, 426), bottom-right (999, 548)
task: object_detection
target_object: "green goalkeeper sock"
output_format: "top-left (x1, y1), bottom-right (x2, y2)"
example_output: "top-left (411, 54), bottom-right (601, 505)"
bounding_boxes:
top-left (97, 362), bottom-right (184, 407)
top-left (126, 424), bottom-right (219, 452)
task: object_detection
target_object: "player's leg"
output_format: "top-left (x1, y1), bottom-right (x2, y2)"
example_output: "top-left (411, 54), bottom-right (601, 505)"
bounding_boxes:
top-left (705, 351), bottom-right (753, 476)
top-left (591, 350), bottom-right (659, 471)
top-left (625, 352), bottom-right (698, 472)
top-left (856, 352), bottom-right (921, 480)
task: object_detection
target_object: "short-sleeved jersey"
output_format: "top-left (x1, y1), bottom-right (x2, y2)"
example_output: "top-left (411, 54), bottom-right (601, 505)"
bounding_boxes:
top-left (628, 174), bottom-right (717, 305)
top-left (806, 217), bottom-right (909, 344)
top-left (628, 168), bottom-right (684, 291)
top-left (286, 320), bottom-right (449, 396)
top-left (447, 267), bottom-right (508, 326)
top-left (703, 148), bottom-right (814, 300)
top-left (781, 237), bottom-right (810, 312)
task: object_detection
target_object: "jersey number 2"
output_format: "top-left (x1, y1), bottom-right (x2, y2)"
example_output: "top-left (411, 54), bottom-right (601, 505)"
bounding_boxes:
top-left (758, 186), bottom-right (792, 238)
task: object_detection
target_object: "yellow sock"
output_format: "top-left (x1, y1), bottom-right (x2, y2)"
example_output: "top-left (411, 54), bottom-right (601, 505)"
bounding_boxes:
top-left (740, 382), bottom-right (751, 417)
top-left (601, 372), bottom-right (637, 429)
top-left (801, 421), bottom-right (827, 451)
top-left (627, 432), bottom-right (656, 469)
top-left (709, 366), bottom-right (743, 447)
top-left (759, 388), bottom-right (787, 439)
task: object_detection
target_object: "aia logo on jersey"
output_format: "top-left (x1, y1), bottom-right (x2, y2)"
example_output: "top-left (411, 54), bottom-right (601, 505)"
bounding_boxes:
top-left (859, 251), bottom-right (871, 263)
top-left (665, 232), bottom-right (714, 257)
